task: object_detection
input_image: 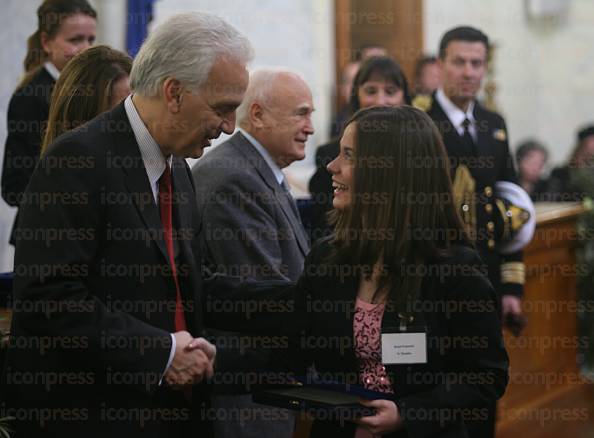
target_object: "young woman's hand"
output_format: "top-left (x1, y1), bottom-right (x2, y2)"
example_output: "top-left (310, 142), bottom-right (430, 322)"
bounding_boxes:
top-left (354, 399), bottom-right (403, 435)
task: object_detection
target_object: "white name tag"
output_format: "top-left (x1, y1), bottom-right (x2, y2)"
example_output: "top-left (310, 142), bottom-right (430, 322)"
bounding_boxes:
top-left (381, 332), bottom-right (427, 364)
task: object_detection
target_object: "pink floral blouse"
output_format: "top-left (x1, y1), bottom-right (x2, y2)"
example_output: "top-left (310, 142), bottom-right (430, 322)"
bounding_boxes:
top-left (353, 298), bottom-right (394, 393)
top-left (353, 298), bottom-right (394, 438)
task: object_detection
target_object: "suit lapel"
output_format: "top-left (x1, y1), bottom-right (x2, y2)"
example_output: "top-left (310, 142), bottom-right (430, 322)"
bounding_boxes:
top-left (472, 103), bottom-right (493, 158)
top-left (430, 96), bottom-right (463, 148)
top-left (171, 157), bottom-right (197, 264)
top-left (232, 133), bottom-right (310, 256)
top-left (171, 157), bottom-right (204, 332)
top-left (108, 103), bottom-right (169, 263)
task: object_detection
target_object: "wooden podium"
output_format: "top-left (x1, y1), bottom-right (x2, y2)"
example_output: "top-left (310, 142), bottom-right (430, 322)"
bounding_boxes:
top-left (497, 202), bottom-right (594, 437)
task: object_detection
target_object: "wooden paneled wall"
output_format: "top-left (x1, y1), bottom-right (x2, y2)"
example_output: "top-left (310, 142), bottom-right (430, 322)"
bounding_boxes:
top-left (334, 0), bottom-right (424, 106)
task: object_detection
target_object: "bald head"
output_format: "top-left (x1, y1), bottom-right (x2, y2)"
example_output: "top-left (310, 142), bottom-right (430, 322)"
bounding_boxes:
top-left (238, 69), bottom-right (315, 167)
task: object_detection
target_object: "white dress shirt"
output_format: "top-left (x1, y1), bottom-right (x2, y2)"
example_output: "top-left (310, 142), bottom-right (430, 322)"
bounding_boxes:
top-left (435, 88), bottom-right (477, 142)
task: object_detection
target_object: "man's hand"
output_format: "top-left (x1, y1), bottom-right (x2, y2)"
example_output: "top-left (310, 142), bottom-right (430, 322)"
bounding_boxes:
top-left (502, 295), bottom-right (527, 336)
top-left (354, 399), bottom-right (403, 435)
top-left (188, 337), bottom-right (217, 362)
top-left (164, 331), bottom-right (215, 387)
top-left (502, 295), bottom-right (522, 318)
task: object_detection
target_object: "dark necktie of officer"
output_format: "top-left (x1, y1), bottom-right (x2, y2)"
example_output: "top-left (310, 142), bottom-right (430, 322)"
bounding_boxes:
top-left (462, 117), bottom-right (476, 154)
top-left (159, 162), bottom-right (187, 331)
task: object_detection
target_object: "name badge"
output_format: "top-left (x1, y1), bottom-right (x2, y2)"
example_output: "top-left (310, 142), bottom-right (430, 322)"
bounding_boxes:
top-left (381, 332), bottom-right (427, 364)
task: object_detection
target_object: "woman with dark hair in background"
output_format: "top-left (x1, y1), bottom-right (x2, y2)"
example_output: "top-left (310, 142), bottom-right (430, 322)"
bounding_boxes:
top-left (547, 125), bottom-right (594, 202)
top-left (515, 139), bottom-right (549, 201)
top-left (41, 45), bottom-right (132, 154)
top-left (2, 0), bottom-right (96, 244)
top-left (308, 56), bottom-right (411, 241)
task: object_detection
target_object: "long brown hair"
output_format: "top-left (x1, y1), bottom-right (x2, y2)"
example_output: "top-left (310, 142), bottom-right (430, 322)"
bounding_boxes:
top-left (21, 0), bottom-right (96, 84)
top-left (329, 106), bottom-right (470, 312)
top-left (41, 46), bottom-right (132, 154)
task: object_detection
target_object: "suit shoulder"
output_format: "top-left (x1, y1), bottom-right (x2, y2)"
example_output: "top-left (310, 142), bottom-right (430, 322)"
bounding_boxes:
top-left (194, 141), bottom-right (236, 168)
top-left (46, 111), bottom-right (115, 159)
top-left (193, 155), bottom-right (265, 199)
top-left (475, 103), bottom-right (506, 126)
top-left (436, 244), bottom-right (482, 266)
top-left (430, 245), bottom-right (493, 296)
top-left (13, 68), bottom-right (53, 97)
top-left (194, 143), bottom-right (256, 180)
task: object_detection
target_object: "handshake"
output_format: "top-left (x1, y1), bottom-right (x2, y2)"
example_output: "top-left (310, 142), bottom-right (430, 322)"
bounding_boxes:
top-left (164, 331), bottom-right (217, 387)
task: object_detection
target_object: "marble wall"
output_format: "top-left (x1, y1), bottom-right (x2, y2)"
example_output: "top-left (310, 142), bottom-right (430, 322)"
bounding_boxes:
top-left (0, 0), bottom-right (39, 271)
top-left (424, 0), bottom-right (594, 165)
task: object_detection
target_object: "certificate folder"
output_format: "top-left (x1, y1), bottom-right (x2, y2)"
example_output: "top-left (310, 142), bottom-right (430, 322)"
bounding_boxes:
top-left (253, 383), bottom-right (392, 418)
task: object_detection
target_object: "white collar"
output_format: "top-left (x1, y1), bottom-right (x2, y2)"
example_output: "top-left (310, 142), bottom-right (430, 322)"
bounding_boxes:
top-left (43, 62), bottom-right (60, 81)
top-left (124, 95), bottom-right (172, 201)
top-left (239, 128), bottom-right (285, 185)
top-left (435, 88), bottom-right (476, 134)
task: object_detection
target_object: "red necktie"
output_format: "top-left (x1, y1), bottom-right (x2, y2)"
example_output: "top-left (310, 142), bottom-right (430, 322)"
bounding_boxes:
top-left (158, 162), bottom-right (187, 331)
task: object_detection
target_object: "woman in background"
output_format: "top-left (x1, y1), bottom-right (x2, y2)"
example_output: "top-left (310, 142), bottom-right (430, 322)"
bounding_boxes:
top-left (308, 56), bottom-right (411, 241)
top-left (515, 139), bottom-right (549, 201)
top-left (547, 125), bottom-right (594, 202)
top-left (41, 45), bottom-right (132, 153)
top-left (2, 0), bottom-right (96, 243)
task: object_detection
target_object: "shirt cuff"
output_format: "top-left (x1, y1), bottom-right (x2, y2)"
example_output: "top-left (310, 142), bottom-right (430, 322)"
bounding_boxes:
top-left (160, 333), bottom-right (176, 386)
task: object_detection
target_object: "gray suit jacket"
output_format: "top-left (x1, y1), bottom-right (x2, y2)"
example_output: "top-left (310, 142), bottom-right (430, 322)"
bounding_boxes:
top-left (192, 132), bottom-right (309, 282)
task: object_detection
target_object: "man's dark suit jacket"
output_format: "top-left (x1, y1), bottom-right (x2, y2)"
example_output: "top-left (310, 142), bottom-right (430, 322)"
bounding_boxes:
top-left (1, 102), bottom-right (209, 437)
top-left (2, 66), bottom-right (55, 244)
top-left (426, 96), bottom-right (523, 297)
top-left (211, 240), bottom-right (509, 438)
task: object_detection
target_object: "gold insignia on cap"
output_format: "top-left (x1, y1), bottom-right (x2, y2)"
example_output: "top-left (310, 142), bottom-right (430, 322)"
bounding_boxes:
top-left (493, 129), bottom-right (507, 141)
top-left (508, 205), bottom-right (531, 232)
top-left (412, 94), bottom-right (432, 112)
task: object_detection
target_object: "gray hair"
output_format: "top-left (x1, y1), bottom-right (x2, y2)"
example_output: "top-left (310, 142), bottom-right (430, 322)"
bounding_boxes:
top-left (130, 12), bottom-right (254, 97)
top-left (236, 68), bottom-right (303, 126)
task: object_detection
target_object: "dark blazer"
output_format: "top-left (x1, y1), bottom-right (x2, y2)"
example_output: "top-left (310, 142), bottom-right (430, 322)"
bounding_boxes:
top-left (308, 138), bottom-right (339, 242)
top-left (2, 66), bottom-right (55, 244)
top-left (544, 166), bottom-right (584, 202)
top-left (193, 131), bottom-right (309, 282)
top-left (210, 240), bottom-right (509, 438)
top-left (1, 102), bottom-right (209, 437)
top-left (2, 66), bottom-right (54, 203)
top-left (426, 95), bottom-right (523, 297)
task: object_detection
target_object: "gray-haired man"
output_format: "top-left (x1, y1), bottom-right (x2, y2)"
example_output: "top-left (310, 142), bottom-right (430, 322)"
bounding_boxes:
top-left (3, 12), bottom-right (252, 437)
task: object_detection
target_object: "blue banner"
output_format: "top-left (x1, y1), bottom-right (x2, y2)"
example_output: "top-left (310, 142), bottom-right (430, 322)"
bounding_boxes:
top-left (126, 0), bottom-right (156, 57)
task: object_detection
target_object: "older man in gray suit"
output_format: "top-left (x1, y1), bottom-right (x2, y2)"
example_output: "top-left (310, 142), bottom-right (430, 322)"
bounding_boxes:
top-left (192, 69), bottom-right (314, 438)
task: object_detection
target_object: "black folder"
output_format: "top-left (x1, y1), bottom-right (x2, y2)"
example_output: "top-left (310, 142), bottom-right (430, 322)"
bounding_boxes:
top-left (253, 382), bottom-right (393, 419)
